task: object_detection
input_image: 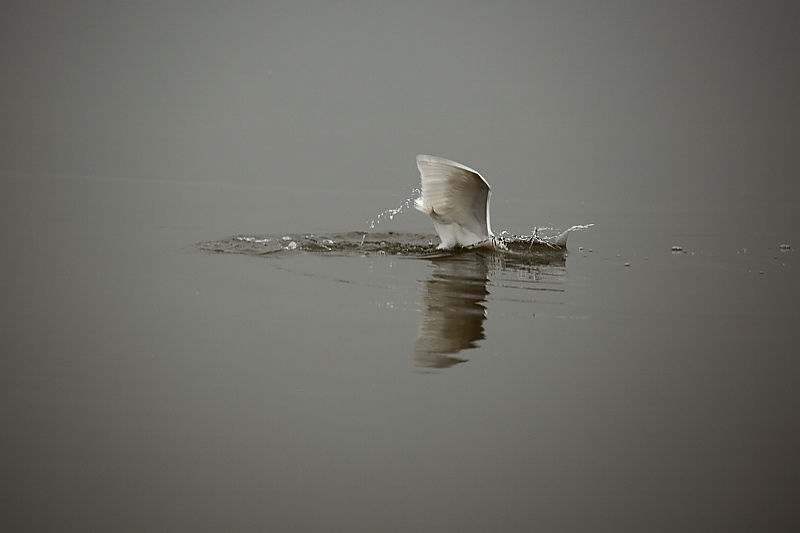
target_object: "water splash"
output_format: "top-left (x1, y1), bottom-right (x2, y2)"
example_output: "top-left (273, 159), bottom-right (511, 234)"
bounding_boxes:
top-left (368, 188), bottom-right (420, 229)
top-left (195, 226), bottom-right (592, 264)
top-left (482, 224), bottom-right (594, 251)
top-left (198, 232), bottom-right (439, 257)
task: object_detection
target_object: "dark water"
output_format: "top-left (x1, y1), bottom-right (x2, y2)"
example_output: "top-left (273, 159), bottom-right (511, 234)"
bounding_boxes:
top-left (3, 2), bottom-right (800, 531)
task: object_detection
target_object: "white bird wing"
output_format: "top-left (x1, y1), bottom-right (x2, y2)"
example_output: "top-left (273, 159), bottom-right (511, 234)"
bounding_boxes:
top-left (415, 155), bottom-right (493, 248)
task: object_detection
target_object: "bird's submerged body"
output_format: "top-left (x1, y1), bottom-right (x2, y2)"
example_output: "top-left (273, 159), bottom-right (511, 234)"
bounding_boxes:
top-left (414, 155), bottom-right (582, 250)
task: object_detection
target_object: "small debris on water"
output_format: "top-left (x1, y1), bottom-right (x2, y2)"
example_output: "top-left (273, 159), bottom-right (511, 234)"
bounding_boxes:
top-left (780, 244), bottom-right (791, 251)
top-left (671, 245), bottom-right (683, 252)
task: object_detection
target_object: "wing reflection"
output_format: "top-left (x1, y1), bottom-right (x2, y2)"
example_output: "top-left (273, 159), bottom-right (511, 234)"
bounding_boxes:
top-left (413, 253), bottom-right (490, 369)
top-left (413, 249), bottom-right (567, 370)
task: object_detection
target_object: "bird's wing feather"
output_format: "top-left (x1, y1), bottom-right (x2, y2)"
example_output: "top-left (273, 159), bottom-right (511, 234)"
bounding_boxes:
top-left (415, 155), bottom-right (493, 246)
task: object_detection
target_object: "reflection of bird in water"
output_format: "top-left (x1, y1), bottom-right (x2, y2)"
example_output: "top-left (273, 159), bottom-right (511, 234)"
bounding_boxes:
top-left (412, 248), bottom-right (569, 370)
top-left (415, 155), bottom-right (580, 249)
top-left (413, 253), bottom-right (489, 369)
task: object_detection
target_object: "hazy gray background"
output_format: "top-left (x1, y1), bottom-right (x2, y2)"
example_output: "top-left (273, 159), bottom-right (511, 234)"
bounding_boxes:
top-left (3, 1), bottom-right (799, 213)
top-left (2, 2), bottom-right (799, 532)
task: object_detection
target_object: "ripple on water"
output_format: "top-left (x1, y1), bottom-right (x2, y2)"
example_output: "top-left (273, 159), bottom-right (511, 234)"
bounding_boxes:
top-left (196, 231), bottom-right (572, 264)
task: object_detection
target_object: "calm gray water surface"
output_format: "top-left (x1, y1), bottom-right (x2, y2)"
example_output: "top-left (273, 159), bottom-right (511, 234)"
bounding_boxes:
top-left (2, 2), bottom-right (800, 531)
top-left (2, 173), bottom-right (798, 532)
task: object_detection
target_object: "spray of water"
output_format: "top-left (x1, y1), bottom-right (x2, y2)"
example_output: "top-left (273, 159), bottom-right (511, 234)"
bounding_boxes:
top-left (368, 188), bottom-right (421, 229)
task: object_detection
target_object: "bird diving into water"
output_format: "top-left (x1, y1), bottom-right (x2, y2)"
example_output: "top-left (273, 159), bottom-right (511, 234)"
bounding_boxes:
top-left (414, 155), bottom-right (583, 249)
